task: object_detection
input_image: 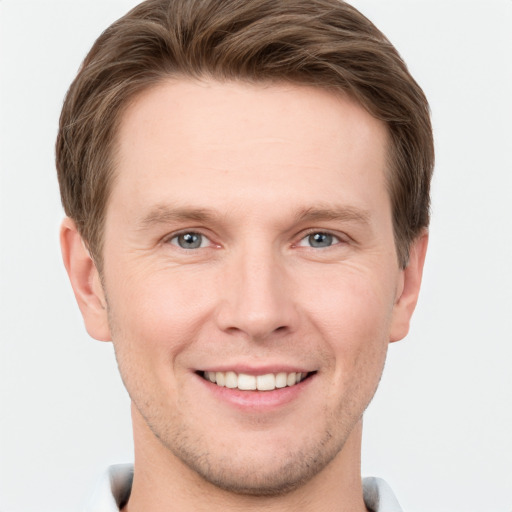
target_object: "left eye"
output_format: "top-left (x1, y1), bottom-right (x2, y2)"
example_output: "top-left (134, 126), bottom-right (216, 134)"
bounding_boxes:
top-left (169, 232), bottom-right (209, 249)
top-left (298, 232), bottom-right (340, 248)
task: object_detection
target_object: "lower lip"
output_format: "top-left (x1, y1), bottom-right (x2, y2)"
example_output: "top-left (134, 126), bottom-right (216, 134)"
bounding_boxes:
top-left (196, 373), bottom-right (315, 411)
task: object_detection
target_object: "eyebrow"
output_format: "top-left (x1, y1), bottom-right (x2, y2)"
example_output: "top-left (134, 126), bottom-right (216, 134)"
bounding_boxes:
top-left (136, 203), bottom-right (372, 231)
top-left (136, 205), bottom-right (219, 230)
top-left (294, 205), bottom-right (371, 226)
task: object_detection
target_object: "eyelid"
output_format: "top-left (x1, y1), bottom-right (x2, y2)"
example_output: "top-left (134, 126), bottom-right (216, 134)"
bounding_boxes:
top-left (164, 229), bottom-right (217, 249)
top-left (161, 228), bottom-right (349, 249)
top-left (294, 229), bottom-right (348, 248)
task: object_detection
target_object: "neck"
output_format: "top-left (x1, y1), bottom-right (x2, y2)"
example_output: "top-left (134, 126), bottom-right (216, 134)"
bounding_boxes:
top-left (123, 405), bottom-right (368, 512)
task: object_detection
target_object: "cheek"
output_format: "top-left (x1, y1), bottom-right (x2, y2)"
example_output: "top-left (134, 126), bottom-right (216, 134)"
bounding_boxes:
top-left (105, 265), bottom-right (231, 405)
top-left (104, 275), bottom-right (199, 414)
top-left (109, 263), bottom-right (210, 330)
top-left (315, 283), bottom-right (391, 417)
top-left (309, 265), bottom-right (395, 335)
top-left (105, 268), bottom-right (213, 380)
top-left (305, 268), bottom-right (394, 376)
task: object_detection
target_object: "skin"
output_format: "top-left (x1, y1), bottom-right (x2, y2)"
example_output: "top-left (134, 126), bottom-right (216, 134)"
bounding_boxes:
top-left (61, 80), bottom-right (428, 512)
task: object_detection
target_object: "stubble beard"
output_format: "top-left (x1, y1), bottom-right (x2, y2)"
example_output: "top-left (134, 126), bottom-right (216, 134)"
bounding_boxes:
top-left (138, 400), bottom-right (354, 498)
top-left (113, 344), bottom-right (382, 499)
top-left (106, 293), bottom-right (386, 499)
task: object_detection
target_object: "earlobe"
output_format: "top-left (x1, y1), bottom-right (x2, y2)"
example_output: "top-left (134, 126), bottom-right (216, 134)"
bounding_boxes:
top-left (60, 218), bottom-right (112, 342)
top-left (389, 231), bottom-right (429, 343)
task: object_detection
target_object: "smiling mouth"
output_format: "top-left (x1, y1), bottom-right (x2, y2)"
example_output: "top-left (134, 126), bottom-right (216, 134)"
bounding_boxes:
top-left (200, 371), bottom-right (314, 391)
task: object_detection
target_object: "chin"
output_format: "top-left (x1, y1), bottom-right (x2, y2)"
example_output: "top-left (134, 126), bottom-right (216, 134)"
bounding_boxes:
top-left (177, 448), bottom-right (339, 497)
top-left (153, 418), bottom-right (347, 497)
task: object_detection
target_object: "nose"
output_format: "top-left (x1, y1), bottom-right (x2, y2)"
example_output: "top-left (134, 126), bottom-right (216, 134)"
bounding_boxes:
top-left (215, 245), bottom-right (299, 342)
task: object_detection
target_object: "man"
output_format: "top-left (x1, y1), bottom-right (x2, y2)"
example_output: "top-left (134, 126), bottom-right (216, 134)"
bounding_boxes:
top-left (56, 0), bottom-right (433, 510)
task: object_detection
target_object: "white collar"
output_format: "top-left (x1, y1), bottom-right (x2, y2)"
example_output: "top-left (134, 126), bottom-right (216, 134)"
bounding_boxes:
top-left (84, 464), bottom-right (403, 512)
top-left (83, 464), bottom-right (133, 512)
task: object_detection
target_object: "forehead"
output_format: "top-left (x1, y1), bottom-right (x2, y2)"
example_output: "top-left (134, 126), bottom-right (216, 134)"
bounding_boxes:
top-left (109, 79), bottom-right (390, 222)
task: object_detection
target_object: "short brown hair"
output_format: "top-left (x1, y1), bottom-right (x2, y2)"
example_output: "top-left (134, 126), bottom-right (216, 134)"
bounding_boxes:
top-left (56, 0), bottom-right (434, 270)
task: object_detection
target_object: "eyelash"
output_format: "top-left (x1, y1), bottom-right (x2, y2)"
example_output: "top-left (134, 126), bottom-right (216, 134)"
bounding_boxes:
top-left (166, 231), bottom-right (214, 250)
top-left (165, 229), bottom-right (346, 250)
top-left (295, 230), bottom-right (345, 249)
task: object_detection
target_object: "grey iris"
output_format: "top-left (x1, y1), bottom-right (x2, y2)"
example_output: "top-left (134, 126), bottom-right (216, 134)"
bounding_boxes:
top-left (309, 232), bottom-right (333, 248)
top-left (178, 233), bottom-right (202, 249)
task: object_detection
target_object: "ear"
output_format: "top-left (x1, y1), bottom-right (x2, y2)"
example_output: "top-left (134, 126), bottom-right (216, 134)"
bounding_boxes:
top-left (60, 218), bottom-right (111, 341)
top-left (389, 231), bottom-right (429, 343)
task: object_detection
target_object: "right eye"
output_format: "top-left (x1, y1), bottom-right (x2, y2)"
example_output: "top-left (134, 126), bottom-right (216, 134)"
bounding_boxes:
top-left (168, 232), bottom-right (210, 250)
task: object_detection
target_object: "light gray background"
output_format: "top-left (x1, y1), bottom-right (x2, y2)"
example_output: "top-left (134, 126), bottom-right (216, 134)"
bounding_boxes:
top-left (1, 1), bottom-right (511, 511)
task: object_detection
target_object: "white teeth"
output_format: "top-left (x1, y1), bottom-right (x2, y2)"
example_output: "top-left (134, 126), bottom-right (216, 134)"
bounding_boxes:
top-left (275, 372), bottom-right (287, 388)
top-left (287, 372), bottom-right (297, 386)
top-left (203, 370), bottom-right (308, 391)
top-left (216, 372), bottom-right (225, 387)
top-left (256, 373), bottom-right (275, 391)
top-left (225, 371), bottom-right (238, 389)
top-left (238, 373), bottom-right (257, 390)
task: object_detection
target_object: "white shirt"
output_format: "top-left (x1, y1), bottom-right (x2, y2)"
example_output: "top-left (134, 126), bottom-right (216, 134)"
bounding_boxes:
top-left (84, 464), bottom-right (404, 512)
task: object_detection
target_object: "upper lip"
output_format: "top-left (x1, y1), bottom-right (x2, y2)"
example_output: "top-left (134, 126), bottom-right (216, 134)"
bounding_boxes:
top-left (196, 364), bottom-right (314, 375)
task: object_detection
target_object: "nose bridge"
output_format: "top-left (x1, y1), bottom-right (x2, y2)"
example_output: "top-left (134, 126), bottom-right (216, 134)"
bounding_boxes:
top-left (216, 240), bottom-right (297, 340)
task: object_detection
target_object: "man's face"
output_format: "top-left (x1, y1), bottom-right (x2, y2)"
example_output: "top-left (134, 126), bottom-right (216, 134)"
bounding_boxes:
top-left (95, 80), bottom-right (413, 494)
